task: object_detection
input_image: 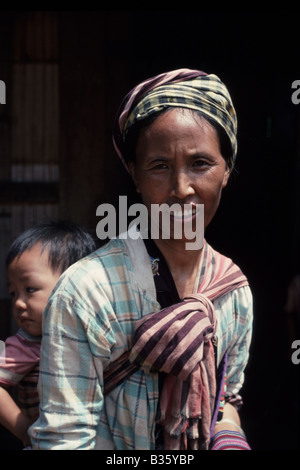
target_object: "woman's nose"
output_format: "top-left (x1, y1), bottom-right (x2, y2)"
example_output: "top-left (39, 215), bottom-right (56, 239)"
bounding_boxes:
top-left (170, 170), bottom-right (195, 200)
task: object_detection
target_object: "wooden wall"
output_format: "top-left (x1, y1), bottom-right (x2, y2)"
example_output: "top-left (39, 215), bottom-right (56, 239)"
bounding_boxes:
top-left (0, 11), bottom-right (133, 338)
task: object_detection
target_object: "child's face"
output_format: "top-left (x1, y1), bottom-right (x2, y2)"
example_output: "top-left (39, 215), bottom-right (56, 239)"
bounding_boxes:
top-left (6, 242), bottom-right (61, 336)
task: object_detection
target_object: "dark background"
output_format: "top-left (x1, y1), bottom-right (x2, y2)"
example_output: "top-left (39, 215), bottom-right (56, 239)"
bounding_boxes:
top-left (0, 10), bottom-right (299, 450)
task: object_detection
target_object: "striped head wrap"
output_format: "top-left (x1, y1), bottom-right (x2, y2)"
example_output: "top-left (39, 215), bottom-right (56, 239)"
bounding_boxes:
top-left (113, 68), bottom-right (238, 170)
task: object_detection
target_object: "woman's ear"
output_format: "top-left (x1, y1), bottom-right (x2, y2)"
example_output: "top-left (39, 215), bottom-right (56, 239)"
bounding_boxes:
top-left (128, 161), bottom-right (140, 194)
top-left (222, 165), bottom-right (231, 189)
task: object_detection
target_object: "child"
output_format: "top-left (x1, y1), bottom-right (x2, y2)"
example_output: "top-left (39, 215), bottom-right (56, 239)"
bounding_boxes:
top-left (0, 221), bottom-right (96, 446)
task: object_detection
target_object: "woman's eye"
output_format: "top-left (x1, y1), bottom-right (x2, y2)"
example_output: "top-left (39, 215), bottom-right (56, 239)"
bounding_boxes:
top-left (193, 159), bottom-right (207, 167)
top-left (155, 164), bottom-right (168, 169)
top-left (150, 163), bottom-right (168, 171)
top-left (9, 291), bottom-right (15, 299)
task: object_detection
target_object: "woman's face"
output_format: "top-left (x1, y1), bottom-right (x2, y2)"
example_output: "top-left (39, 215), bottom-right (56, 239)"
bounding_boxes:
top-left (129, 108), bottom-right (230, 242)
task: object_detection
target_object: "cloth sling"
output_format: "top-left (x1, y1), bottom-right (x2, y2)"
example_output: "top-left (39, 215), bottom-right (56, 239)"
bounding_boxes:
top-left (103, 240), bottom-right (249, 450)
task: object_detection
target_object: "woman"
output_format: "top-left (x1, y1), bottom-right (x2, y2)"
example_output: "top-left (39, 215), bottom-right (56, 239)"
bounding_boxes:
top-left (30, 69), bottom-right (253, 450)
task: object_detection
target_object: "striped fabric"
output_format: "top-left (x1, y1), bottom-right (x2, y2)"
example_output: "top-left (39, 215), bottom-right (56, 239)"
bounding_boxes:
top-left (131, 295), bottom-right (217, 450)
top-left (127, 243), bottom-right (248, 450)
top-left (29, 234), bottom-right (253, 450)
top-left (18, 363), bottom-right (40, 419)
top-left (130, 294), bottom-right (217, 380)
top-left (103, 351), bottom-right (138, 396)
top-left (210, 430), bottom-right (251, 450)
top-left (113, 68), bottom-right (237, 170)
top-left (198, 240), bottom-right (249, 297)
top-left (102, 241), bottom-right (249, 450)
top-left (0, 329), bottom-right (40, 419)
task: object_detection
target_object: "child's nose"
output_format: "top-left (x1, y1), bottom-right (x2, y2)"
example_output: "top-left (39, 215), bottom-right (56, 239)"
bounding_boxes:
top-left (14, 296), bottom-right (27, 311)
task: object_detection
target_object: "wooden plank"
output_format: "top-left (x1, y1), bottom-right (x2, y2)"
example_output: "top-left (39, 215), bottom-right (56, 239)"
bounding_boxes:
top-left (0, 181), bottom-right (59, 203)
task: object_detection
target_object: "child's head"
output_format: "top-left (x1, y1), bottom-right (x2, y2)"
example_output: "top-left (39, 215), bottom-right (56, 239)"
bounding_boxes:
top-left (6, 221), bottom-right (96, 337)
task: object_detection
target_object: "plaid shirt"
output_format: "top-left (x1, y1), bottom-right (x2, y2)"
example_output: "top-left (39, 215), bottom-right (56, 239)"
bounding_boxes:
top-left (29, 235), bottom-right (253, 450)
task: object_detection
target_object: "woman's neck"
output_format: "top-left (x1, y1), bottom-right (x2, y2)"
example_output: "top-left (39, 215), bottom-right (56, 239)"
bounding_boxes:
top-left (154, 238), bottom-right (203, 299)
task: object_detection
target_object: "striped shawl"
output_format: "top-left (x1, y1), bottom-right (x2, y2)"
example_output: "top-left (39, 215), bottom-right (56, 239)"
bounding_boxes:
top-left (104, 241), bottom-right (249, 450)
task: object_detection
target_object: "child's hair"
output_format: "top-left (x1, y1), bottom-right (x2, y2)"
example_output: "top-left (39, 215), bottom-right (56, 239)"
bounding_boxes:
top-left (6, 220), bottom-right (97, 274)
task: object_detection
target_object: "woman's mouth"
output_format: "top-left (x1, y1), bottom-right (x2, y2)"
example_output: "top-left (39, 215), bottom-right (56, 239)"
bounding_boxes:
top-left (168, 204), bottom-right (201, 221)
top-left (148, 202), bottom-right (204, 248)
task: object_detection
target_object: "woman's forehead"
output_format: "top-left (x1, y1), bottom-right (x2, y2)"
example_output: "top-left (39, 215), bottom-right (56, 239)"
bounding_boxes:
top-left (137, 108), bottom-right (218, 145)
top-left (135, 109), bottom-right (221, 163)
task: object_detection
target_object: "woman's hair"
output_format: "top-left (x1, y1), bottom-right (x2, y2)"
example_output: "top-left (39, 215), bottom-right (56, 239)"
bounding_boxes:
top-left (6, 220), bottom-right (97, 274)
top-left (123, 107), bottom-right (233, 167)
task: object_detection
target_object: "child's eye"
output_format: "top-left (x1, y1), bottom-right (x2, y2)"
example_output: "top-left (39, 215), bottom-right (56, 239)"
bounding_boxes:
top-left (9, 291), bottom-right (15, 299)
top-left (26, 287), bottom-right (37, 294)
